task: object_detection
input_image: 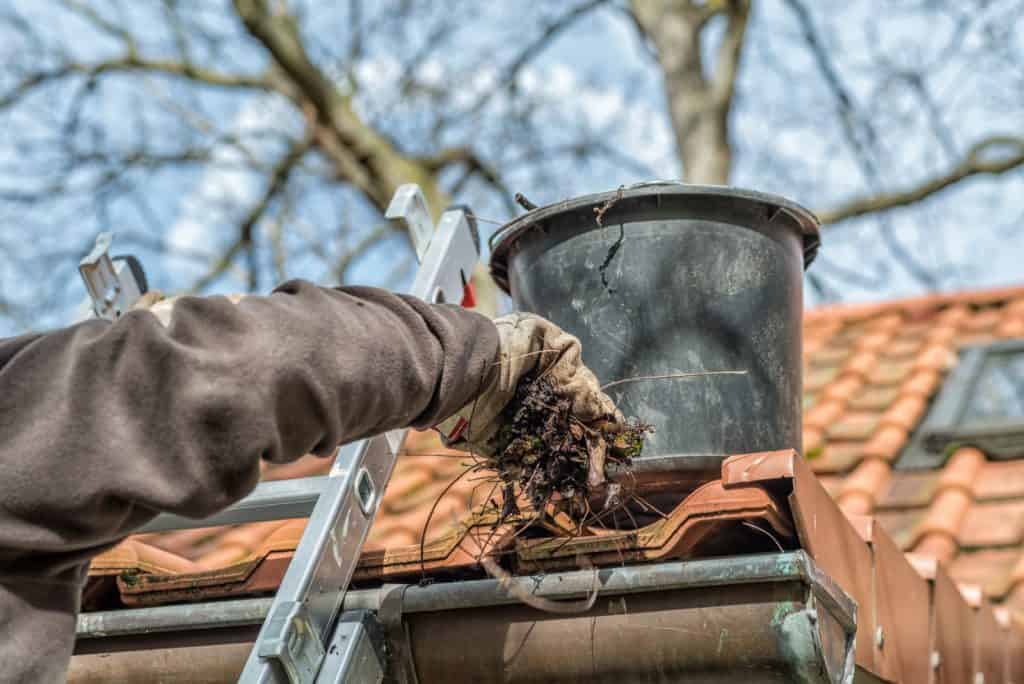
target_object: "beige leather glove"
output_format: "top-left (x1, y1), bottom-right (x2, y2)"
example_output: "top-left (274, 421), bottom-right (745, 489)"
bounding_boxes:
top-left (131, 292), bottom-right (243, 327)
top-left (436, 313), bottom-right (620, 457)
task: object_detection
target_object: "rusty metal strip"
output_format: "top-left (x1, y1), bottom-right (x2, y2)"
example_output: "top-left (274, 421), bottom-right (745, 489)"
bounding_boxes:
top-left (854, 516), bottom-right (932, 683)
top-left (933, 564), bottom-right (976, 684)
top-left (976, 600), bottom-right (1007, 684)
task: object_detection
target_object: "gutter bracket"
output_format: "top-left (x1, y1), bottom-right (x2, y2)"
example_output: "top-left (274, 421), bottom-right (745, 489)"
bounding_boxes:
top-left (379, 584), bottom-right (420, 684)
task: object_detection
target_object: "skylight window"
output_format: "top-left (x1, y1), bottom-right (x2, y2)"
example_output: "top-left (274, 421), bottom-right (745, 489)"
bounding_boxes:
top-left (961, 349), bottom-right (1024, 422)
top-left (898, 340), bottom-right (1024, 469)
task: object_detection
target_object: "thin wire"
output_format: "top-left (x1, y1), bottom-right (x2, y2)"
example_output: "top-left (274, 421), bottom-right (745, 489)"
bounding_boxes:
top-left (601, 370), bottom-right (747, 391)
top-left (743, 521), bottom-right (785, 552)
top-left (465, 212), bottom-right (507, 226)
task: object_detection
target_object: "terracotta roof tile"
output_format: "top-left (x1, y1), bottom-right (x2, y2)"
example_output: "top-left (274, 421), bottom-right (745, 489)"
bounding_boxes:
top-left (938, 447), bottom-right (986, 494)
top-left (866, 311), bottom-right (906, 333)
top-left (959, 501), bottom-right (1024, 548)
top-left (913, 343), bottom-right (958, 372)
top-left (867, 359), bottom-right (916, 386)
top-left (881, 337), bottom-right (925, 359)
top-left (805, 365), bottom-right (841, 392)
top-left (874, 508), bottom-right (928, 550)
top-left (854, 330), bottom-right (893, 352)
top-left (917, 488), bottom-right (973, 541)
top-left (820, 374), bottom-right (864, 402)
top-left (914, 532), bottom-right (960, 563)
top-left (802, 426), bottom-right (824, 455)
top-left (893, 320), bottom-right (934, 339)
top-left (878, 395), bottom-right (927, 431)
top-left (1006, 297), bottom-right (1024, 316)
top-left (843, 350), bottom-right (879, 378)
top-left (803, 398), bottom-right (844, 430)
top-left (936, 304), bottom-right (972, 327)
top-left (950, 549), bottom-right (1021, 598)
top-left (976, 461), bottom-right (1024, 501)
top-left (847, 385), bottom-right (902, 411)
top-left (859, 425), bottom-right (909, 462)
top-left (900, 368), bottom-right (942, 397)
top-left (925, 324), bottom-right (960, 346)
top-left (877, 470), bottom-right (940, 509)
top-left (807, 345), bottom-right (851, 366)
top-left (807, 442), bottom-right (863, 473)
top-left (826, 412), bottom-right (881, 441)
top-left (964, 308), bottom-right (1004, 331)
top-left (998, 317), bottom-right (1024, 338)
top-left (957, 331), bottom-right (999, 347)
top-left (839, 456), bottom-right (888, 499)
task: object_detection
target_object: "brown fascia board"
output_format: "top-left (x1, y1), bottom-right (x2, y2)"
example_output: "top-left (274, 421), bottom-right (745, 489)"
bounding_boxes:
top-left (977, 599), bottom-right (1008, 684)
top-left (1007, 612), bottom-right (1024, 684)
top-left (722, 449), bottom-right (880, 673)
top-left (847, 515), bottom-right (931, 684)
top-left (907, 555), bottom-right (977, 684)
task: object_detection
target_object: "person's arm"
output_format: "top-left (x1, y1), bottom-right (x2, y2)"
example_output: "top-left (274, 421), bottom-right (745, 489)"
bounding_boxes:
top-left (0, 279), bottom-right (499, 573)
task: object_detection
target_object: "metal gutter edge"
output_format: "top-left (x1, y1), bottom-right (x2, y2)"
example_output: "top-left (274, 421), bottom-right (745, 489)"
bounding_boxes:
top-left (78, 551), bottom-right (853, 641)
top-left (78, 598), bottom-right (275, 640)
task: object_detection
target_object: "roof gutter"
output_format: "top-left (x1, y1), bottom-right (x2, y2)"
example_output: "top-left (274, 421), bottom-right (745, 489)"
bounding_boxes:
top-left (74, 551), bottom-right (855, 683)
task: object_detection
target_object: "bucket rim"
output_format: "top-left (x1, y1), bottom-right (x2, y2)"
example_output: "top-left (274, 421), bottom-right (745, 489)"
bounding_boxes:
top-left (488, 181), bottom-right (821, 293)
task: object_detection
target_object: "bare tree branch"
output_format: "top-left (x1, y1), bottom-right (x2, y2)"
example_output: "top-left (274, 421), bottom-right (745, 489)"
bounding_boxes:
top-left (629, 0), bottom-right (748, 182)
top-left (462, 0), bottom-right (610, 119)
top-left (0, 57), bottom-right (268, 110)
top-left (333, 222), bottom-right (391, 282)
top-left (189, 137), bottom-right (311, 292)
top-left (232, 0), bottom-right (445, 213)
top-left (710, 0), bottom-right (750, 114)
top-left (420, 147), bottom-right (516, 212)
top-left (818, 136), bottom-right (1024, 225)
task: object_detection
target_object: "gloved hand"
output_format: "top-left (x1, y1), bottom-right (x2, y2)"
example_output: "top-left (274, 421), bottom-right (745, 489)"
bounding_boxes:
top-left (131, 291), bottom-right (243, 326)
top-left (130, 291), bottom-right (169, 322)
top-left (435, 313), bottom-right (621, 457)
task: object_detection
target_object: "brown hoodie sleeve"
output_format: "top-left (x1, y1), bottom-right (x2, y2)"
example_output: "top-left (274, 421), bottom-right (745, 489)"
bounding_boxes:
top-left (0, 279), bottom-right (498, 682)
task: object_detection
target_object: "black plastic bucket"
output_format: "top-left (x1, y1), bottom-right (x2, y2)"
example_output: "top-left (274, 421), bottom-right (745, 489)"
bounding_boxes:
top-left (490, 182), bottom-right (820, 475)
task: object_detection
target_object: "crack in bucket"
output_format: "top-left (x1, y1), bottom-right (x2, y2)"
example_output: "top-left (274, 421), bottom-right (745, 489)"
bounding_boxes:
top-left (598, 223), bottom-right (626, 294)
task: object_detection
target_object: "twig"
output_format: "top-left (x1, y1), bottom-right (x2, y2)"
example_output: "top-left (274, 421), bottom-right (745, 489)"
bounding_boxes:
top-left (418, 462), bottom-right (482, 580)
top-left (601, 370), bottom-right (747, 391)
top-left (514, 192), bottom-right (537, 211)
top-left (479, 555), bottom-right (600, 615)
top-left (593, 185), bottom-right (624, 227)
top-left (742, 521), bottom-right (784, 552)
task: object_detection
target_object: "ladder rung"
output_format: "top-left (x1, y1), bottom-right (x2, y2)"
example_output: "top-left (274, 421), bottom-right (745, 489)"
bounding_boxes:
top-left (137, 476), bottom-right (328, 533)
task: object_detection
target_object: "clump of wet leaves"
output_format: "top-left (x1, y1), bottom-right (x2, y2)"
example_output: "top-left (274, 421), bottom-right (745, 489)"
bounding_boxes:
top-left (492, 373), bottom-right (653, 523)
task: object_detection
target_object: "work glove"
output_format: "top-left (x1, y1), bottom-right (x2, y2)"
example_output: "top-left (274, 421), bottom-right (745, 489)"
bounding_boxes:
top-left (131, 291), bottom-right (243, 326)
top-left (435, 313), bottom-right (621, 457)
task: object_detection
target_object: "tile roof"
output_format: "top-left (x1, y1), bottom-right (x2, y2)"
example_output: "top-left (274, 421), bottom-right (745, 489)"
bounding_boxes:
top-left (84, 283), bottom-right (1024, 625)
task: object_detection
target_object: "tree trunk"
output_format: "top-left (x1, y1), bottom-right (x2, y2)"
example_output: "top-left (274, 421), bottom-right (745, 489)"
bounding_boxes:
top-left (631, 0), bottom-right (749, 185)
